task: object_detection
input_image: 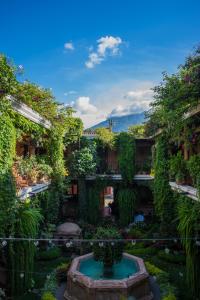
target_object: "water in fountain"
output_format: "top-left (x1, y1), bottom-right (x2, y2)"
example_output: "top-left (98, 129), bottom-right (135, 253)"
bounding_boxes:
top-left (79, 256), bottom-right (138, 280)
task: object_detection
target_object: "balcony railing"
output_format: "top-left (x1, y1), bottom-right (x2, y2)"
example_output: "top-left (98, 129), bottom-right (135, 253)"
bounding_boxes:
top-left (7, 95), bottom-right (51, 129)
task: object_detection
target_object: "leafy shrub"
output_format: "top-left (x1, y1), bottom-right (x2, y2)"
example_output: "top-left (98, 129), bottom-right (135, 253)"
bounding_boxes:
top-left (42, 271), bottom-right (57, 295)
top-left (56, 262), bottom-right (70, 283)
top-left (145, 262), bottom-right (176, 299)
top-left (93, 227), bottom-right (123, 267)
top-left (37, 247), bottom-right (61, 261)
top-left (41, 292), bottom-right (56, 300)
top-left (169, 151), bottom-right (186, 182)
top-left (127, 247), bottom-right (158, 257)
top-left (127, 227), bottom-right (144, 238)
top-left (125, 242), bottom-right (145, 250)
top-left (16, 155), bottom-right (52, 183)
top-left (145, 261), bottom-right (163, 275)
top-left (187, 154), bottom-right (200, 186)
top-left (158, 250), bottom-right (185, 265)
top-left (162, 293), bottom-right (177, 300)
top-left (69, 147), bottom-right (96, 177)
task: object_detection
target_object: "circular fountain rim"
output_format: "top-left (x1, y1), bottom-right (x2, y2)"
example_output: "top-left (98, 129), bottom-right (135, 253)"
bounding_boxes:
top-left (68, 252), bottom-right (149, 289)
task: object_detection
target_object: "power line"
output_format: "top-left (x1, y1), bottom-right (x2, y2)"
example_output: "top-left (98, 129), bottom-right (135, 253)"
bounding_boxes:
top-left (0, 237), bottom-right (199, 242)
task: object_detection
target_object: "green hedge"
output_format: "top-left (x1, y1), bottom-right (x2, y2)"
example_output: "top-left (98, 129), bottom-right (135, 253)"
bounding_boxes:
top-left (158, 250), bottom-right (185, 265)
top-left (37, 247), bottom-right (61, 261)
top-left (126, 247), bottom-right (158, 257)
top-left (41, 292), bottom-right (56, 300)
top-left (42, 270), bottom-right (57, 296)
top-left (125, 242), bottom-right (145, 250)
top-left (162, 294), bottom-right (177, 300)
top-left (56, 262), bottom-right (70, 283)
top-left (145, 261), bottom-right (176, 300)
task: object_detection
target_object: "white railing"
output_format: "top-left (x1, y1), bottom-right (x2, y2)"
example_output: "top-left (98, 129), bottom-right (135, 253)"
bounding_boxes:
top-left (18, 182), bottom-right (50, 200)
top-left (7, 95), bottom-right (51, 129)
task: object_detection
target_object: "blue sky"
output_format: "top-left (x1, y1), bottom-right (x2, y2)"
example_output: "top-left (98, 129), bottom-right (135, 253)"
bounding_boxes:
top-left (1, 0), bottom-right (200, 127)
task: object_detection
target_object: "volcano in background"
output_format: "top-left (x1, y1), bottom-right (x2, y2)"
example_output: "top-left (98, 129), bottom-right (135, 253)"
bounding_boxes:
top-left (89, 112), bottom-right (145, 132)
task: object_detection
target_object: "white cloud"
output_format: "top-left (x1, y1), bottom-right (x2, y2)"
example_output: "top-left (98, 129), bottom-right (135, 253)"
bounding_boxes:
top-left (85, 36), bottom-right (122, 68)
top-left (72, 96), bottom-right (97, 115)
top-left (64, 90), bottom-right (77, 96)
top-left (64, 42), bottom-right (74, 50)
top-left (65, 80), bottom-right (155, 128)
top-left (85, 53), bottom-right (104, 69)
top-left (109, 87), bottom-right (153, 117)
top-left (124, 89), bottom-right (153, 101)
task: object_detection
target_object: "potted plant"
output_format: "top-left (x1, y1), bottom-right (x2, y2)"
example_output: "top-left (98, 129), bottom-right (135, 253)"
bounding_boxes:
top-left (17, 155), bottom-right (39, 185)
top-left (38, 163), bottom-right (53, 183)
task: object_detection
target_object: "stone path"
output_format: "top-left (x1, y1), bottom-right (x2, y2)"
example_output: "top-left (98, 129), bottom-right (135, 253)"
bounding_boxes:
top-left (149, 276), bottom-right (161, 300)
top-left (56, 283), bottom-right (66, 300)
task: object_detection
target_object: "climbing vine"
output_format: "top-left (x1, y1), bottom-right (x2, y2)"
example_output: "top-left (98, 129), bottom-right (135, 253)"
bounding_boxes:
top-left (117, 132), bottom-right (136, 184)
top-left (116, 133), bottom-right (137, 226)
top-left (11, 205), bottom-right (43, 295)
top-left (117, 188), bottom-right (137, 226)
top-left (0, 54), bottom-right (84, 298)
top-left (154, 135), bottom-right (176, 235)
top-left (0, 114), bottom-right (16, 175)
top-left (47, 125), bottom-right (66, 223)
top-left (177, 196), bottom-right (200, 298)
top-left (87, 179), bottom-right (106, 224)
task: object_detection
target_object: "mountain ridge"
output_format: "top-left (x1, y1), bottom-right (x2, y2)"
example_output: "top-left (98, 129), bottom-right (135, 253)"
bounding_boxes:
top-left (89, 112), bottom-right (145, 132)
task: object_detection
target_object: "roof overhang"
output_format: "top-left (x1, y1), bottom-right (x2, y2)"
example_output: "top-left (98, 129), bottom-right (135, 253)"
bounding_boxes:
top-left (7, 95), bottom-right (51, 129)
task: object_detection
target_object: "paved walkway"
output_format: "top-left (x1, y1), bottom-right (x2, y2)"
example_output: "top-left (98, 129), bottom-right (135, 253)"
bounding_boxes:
top-left (149, 276), bottom-right (161, 300)
top-left (56, 283), bottom-right (66, 300)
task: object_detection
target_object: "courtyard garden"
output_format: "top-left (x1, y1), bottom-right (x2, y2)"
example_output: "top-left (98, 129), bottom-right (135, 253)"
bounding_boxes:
top-left (0, 46), bottom-right (200, 300)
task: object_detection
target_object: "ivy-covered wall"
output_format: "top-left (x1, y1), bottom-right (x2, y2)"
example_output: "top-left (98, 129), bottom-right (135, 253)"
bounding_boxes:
top-left (154, 135), bottom-right (176, 235)
top-left (0, 114), bottom-right (16, 236)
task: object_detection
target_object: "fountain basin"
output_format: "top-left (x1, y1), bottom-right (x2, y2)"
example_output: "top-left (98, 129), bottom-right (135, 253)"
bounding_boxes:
top-left (65, 253), bottom-right (153, 300)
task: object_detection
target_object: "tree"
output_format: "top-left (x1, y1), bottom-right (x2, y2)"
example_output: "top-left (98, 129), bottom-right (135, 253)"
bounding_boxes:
top-left (95, 127), bottom-right (115, 149)
top-left (69, 147), bottom-right (97, 177)
top-left (0, 55), bottom-right (17, 99)
top-left (128, 124), bottom-right (145, 138)
top-left (93, 227), bottom-right (123, 277)
top-left (69, 145), bottom-right (97, 220)
top-left (146, 45), bottom-right (200, 138)
top-left (14, 82), bottom-right (58, 121)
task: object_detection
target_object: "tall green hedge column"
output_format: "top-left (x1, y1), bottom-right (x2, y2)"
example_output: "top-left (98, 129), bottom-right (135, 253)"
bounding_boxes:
top-left (48, 125), bottom-right (65, 223)
top-left (154, 135), bottom-right (175, 235)
top-left (117, 132), bottom-right (136, 184)
top-left (178, 197), bottom-right (200, 298)
top-left (0, 114), bottom-right (16, 236)
top-left (116, 133), bottom-right (137, 226)
top-left (0, 114), bottom-right (17, 296)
